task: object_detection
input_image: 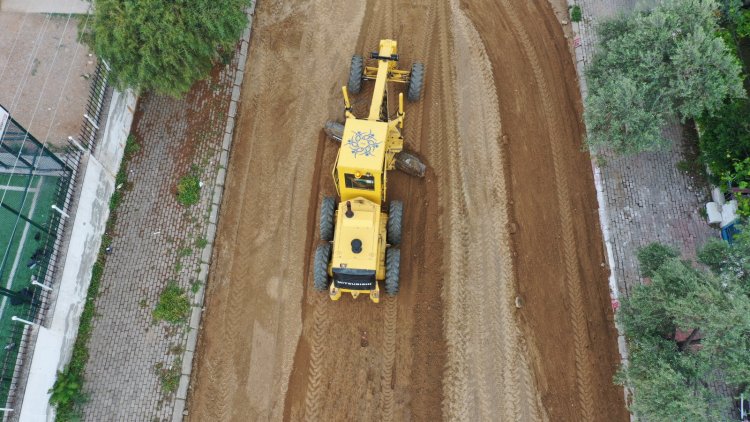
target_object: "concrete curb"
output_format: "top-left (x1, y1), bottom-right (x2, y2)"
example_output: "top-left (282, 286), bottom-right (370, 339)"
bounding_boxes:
top-left (170, 3), bottom-right (257, 422)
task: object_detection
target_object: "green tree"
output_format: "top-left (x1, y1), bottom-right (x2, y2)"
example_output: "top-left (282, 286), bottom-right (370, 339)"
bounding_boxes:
top-left (584, 75), bottom-right (668, 154)
top-left (696, 98), bottom-right (750, 178)
top-left (617, 243), bottom-right (750, 420)
top-left (585, 0), bottom-right (745, 154)
top-left (85, 0), bottom-right (250, 96)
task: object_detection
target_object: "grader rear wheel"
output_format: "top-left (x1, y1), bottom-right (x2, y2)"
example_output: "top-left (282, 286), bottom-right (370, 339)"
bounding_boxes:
top-left (395, 151), bottom-right (426, 178)
top-left (348, 55), bottom-right (364, 94)
top-left (385, 248), bottom-right (400, 295)
top-left (319, 196), bottom-right (336, 241)
top-left (313, 243), bottom-right (331, 291)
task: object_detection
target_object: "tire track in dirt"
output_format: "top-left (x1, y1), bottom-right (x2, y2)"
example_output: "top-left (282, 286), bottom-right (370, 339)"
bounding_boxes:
top-left (448, 5), bottom-right (504, 419)
top-left (496, 1), bottom-right (595, 419)
top-left (301, 294), bottom-right (329, 421)
top-left (378, 296), bottom-right (397, 421)
top-left (196, 354), bottom-right (231, 421)
top-left (426, 4), bottom-right (470, 420)
top-left (195, 54), bottom-right (268, 418)
top-left (446, 1), bottom-right (547, 419)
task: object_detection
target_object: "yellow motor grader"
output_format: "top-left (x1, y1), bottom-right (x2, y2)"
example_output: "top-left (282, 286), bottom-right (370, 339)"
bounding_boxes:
top-left (313, 39), bottom-right (425, 303)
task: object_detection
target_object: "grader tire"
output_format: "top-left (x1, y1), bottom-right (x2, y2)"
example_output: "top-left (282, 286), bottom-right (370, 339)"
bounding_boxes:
top-left (319, 197), bottom-right (336, 241)
top-left (387, 201), bottom-right (403, 245)
top-left (324, 121), bottom-right (344, 142)
top-left (385, 248), bottom-right (400, 296)
top-left (313, 243), bottom-right (331, 291)
top-left (395, 151), bottom-right (426, 178)
top-left (407, 62), bottom-right (425, 102)
top-left (348, 55), bottom-right (364, 94)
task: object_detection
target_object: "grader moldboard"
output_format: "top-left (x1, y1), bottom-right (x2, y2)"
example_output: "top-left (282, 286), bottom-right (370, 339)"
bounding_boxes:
top-left (313, 39), bottom-right (426, 304)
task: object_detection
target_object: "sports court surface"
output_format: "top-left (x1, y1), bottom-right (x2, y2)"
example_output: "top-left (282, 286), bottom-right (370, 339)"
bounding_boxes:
top-left (0, 106), bottom-right (68, 407)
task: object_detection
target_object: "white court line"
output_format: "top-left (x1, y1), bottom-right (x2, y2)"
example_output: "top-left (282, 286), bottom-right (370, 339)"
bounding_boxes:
top-left (0, 186), bottom-right (39, 193)
top-left (0, 176), bottom-right (43, 319)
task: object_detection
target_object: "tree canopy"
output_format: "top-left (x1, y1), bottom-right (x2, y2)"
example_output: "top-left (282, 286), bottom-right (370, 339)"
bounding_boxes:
top-left (585, 0), bottom-right (746, 155)
top-left (617, 234), bottom-right (750, 421)
top-left (85, 0), bottom-right (250, 96)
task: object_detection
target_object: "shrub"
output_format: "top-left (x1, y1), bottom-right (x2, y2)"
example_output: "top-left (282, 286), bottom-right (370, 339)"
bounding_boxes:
top-left (49, 369), bottom-right (86, 411)
top-left (637, 242), bottom-right (680, 277)
top-left (698, 238), bottom-right (730, 272)
top-left (697, 98), bottom-right (750, 180)
top-left (570, 5), bottom-right (582, 23)
top-left (735, 8), bottom-right (750, 38)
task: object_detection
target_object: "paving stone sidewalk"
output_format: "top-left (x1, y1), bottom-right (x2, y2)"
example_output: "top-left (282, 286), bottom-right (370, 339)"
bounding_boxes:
top-left (79, 11), bottom-right (254, 420)
top-left (570, 0), bottom-right (719, 296)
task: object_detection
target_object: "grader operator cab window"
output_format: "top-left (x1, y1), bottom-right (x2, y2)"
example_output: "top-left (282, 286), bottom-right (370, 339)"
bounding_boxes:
top-left (344, 173), bottom-right (375, 191)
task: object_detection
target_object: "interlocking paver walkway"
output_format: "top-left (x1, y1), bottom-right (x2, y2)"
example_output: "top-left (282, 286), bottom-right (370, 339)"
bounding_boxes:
top-left (571, 0), bottom-right (719, 296)
top-left (81, 56), bottom-right (240, 421)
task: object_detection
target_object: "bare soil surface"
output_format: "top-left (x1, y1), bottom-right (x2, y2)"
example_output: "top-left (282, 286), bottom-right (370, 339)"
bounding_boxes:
top-left (188, 0), bottom-right (628, 420)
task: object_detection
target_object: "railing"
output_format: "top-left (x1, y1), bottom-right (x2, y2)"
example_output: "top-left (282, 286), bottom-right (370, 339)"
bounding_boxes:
top-left (0, 60), bottom-right (111, 421)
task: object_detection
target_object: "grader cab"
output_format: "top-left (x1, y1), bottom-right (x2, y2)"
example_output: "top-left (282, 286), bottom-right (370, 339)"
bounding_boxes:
top-left (313, 39), bottom-right (425, 303)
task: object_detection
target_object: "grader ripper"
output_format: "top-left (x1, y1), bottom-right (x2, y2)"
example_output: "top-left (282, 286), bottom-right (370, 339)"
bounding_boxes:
top-left (313, 39), bottom-right (426, 303)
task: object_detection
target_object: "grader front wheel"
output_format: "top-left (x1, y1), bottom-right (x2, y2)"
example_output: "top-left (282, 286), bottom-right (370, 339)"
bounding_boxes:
top-left (348, 55), bottom-right (364, 94)
top-left (407, 62), bottom-right (425, 102)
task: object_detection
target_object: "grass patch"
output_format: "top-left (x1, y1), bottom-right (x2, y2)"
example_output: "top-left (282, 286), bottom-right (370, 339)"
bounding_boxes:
top-left (154, 358), bottom-right (181, 394)
top-left (195, 237), bottom-right (208, 249)
top-left (190, 279), bottom-right (202, 294)
top-left (169, 344), bottom-right (185, 355)
top-left (124, 134), bottom-right (141, 159)
top-left (153, 281), bottom-right (190, 324)
top-left (176, 165), bottom-right (201, 206)
top-left (177, 246), bottom-right (192, 258)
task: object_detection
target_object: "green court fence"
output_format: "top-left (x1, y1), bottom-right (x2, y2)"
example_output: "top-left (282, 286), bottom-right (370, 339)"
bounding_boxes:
top-left (0, 60), bottom-right (110, 417)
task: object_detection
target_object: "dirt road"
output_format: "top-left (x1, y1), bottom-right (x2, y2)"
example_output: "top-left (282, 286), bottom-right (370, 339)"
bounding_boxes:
top-left (188, 0), bottom-right (628, 420)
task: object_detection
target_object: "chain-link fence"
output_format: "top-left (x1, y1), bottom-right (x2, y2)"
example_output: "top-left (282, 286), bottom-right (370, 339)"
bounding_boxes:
top-left (0, 59), bottom-right (110, 415)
